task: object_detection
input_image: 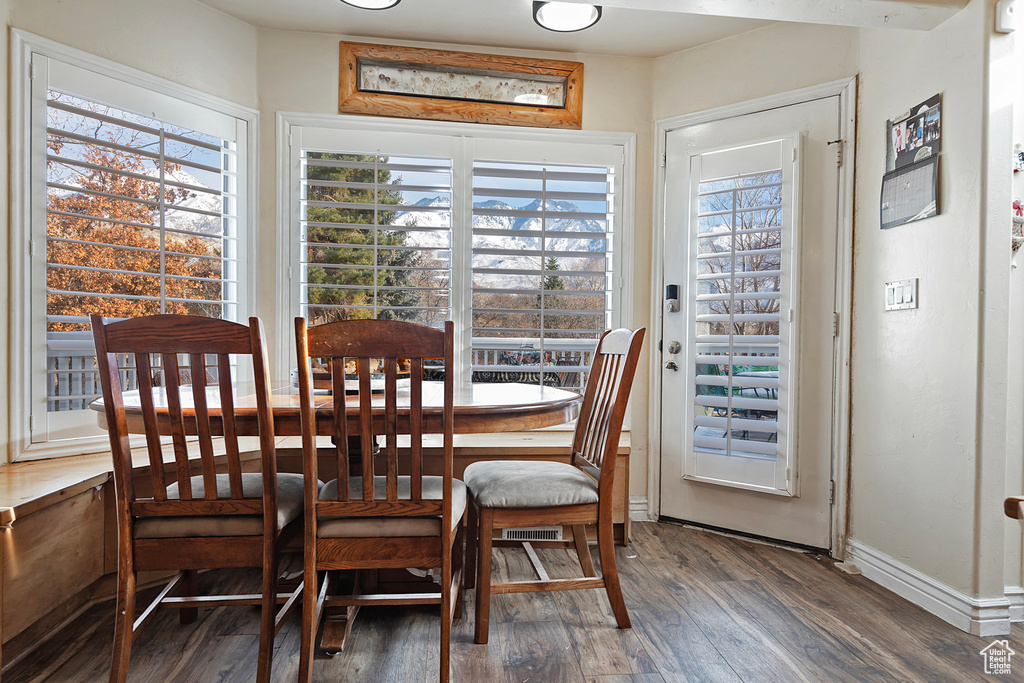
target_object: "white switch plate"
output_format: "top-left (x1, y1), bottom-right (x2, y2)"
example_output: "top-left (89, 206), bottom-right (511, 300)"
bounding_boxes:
top-left (885, 278), bottom-right (918, 311)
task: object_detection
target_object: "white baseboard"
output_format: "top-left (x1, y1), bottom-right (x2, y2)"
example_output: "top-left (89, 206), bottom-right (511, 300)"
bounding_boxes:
top-left (628, 495), bottom-right (653, 522)
top-left (1006, 585), bottom-right (1024, 622)
top-left (846, 540), bottom-right (1011, 637)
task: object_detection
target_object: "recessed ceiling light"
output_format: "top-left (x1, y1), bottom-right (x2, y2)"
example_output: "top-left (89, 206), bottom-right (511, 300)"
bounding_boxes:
top-left (340, 0), bottom-right (401, 9)
top-left (533, 2), bottom-right (602, 32)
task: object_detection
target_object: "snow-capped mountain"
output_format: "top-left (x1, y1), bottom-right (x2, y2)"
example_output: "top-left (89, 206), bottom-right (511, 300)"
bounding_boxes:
top-left (393, 196), bottom-right (606, 286)
top-left (163, 167), bottom-right (223, 237)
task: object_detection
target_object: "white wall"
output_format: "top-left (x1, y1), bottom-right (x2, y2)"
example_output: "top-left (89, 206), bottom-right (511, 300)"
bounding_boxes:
top-left (0, 0), bottom-right (11, 467)
top-left (254, 29), bottom-right (655, 495)
top-left (851, 1), bottom-right (1009, 602)
top-left (9, 0), bottom-right (259, 108)
top-left (651, 23), bottom-right (858, 120)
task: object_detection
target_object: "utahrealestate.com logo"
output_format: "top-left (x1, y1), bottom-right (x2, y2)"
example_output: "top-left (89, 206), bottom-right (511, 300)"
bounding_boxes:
top-left (979, 640), bottom-right (1015, 676)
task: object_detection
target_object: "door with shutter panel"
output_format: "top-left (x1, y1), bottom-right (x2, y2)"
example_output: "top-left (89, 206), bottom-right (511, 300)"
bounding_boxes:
top-left (660, 96), bottom-right (839, 550)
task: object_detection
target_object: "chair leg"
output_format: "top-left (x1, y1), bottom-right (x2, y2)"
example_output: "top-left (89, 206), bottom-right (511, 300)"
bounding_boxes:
top-left (255, 547), bottom-right (277, 683)
top-left (441, 537), bottom-right (452, 683)
top-left (453, 524), bottom-right (465, 620)
top-left (597, 520), bottom-right (631, 629)
top-left (179, 569), bottom-right (198, 624)
top-left (464, 498), bottom-right (477, 590)
top-left (108, 568), bottom-right (136, 683)
top-left (572, 525), bottom-right (597, 577)
top-left (473, 507), bottom-right (494, 644)
top-left (298, 564), bottom-right (319, 683)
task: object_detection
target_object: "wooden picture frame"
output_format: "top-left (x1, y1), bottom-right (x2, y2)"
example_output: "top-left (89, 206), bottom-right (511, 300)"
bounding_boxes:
top-left (339, 42), bottom-right (583, 129)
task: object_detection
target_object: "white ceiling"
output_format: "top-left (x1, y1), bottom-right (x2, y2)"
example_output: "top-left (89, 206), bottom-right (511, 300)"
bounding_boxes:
top-left (195, 0), bottom-right (967, 58)
top-left (195, 0), bottom-right (772, 59)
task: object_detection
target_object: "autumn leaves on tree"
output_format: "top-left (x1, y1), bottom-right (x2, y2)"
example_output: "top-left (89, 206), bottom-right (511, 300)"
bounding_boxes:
top-left (46, 98), bottom-right (222, 333)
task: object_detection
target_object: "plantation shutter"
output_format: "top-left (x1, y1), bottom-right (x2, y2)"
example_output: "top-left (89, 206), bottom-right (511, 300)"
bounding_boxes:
top-left (299, 150), bottom-right (452, 327)
top-left (469, 160), bottom-right (614, 389)
top-left (42, 91), bottom-right (243, 418)
top-left (689, 141), bottom-right (786, 464)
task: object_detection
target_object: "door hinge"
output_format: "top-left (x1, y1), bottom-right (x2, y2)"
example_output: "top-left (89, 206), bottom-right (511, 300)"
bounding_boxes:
top-left (661, 152), bottom-right (667, 168)
top-left (829, 480), bottom-right (836, 505)
top-left (832, 312), bottom-right (840, 337)
top-left (29, 415), bottom-right (35, 432)
top-left (786, 467), bottom-right (791, 483)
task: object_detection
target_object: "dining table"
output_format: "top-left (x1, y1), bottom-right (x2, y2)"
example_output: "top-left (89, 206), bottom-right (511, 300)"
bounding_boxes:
top-left (91, 380), bottom-right (584, 436)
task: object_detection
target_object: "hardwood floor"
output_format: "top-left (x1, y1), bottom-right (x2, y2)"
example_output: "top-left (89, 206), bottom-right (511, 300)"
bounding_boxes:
top-left (6, 521), bottom-right (1020, 682)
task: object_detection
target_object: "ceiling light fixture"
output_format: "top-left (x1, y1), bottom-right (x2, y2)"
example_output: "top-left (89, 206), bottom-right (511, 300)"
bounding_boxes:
top-left (533, 1), bottom-right (602, 32)
top-left (340, 0), bottom-right (401, 9)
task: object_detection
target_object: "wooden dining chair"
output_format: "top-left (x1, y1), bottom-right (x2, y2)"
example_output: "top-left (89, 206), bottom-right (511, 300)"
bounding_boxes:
top-left (464, 327), bottom-right (645, 644)
top-left (91, 314), bottom-right (304, 683)
top-left (294, 318), bottom-right (464, 683)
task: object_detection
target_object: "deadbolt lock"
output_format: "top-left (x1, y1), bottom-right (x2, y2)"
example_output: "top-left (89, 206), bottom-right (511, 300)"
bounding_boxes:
top-left (667, 341), bottom-right (681, 355)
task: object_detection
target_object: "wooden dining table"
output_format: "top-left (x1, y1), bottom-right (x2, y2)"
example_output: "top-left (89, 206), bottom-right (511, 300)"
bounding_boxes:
top-left (92, 380), bottom-right (584, 436)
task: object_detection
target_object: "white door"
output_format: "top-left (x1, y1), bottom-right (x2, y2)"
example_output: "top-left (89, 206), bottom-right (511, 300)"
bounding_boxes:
top-left (660, 97), bottom-right (840, 550)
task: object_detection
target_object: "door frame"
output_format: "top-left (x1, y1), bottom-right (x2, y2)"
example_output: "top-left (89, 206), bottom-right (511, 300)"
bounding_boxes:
top-left (648, 77), bottom-right (857, 556)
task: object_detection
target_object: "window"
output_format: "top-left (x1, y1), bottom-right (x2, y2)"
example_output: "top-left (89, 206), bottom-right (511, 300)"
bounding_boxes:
top-left (300, 151), bottom-right (452, 326)
top-left (683, 138), bottom-right (795, 490)
top-left (12, 32), bottom-right (256, 458)
top-left (471, 160), bottom-right (614, 389)
top-left (282, 118), bottom-right (632, 390)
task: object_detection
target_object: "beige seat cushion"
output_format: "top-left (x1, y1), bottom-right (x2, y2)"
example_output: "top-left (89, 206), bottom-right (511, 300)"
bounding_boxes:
top-left (134, 472), bottom-right (307, 539)
top-left (463, 460), bottom-right (598, 508)
top-left (317, 476), bottom-right (466, 538)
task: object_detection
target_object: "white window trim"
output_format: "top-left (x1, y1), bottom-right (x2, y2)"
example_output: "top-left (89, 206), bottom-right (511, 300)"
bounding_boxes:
top-left (9, 29), bottom-right (260, 461)
top-left (275, 112), bottom-right (636, 387)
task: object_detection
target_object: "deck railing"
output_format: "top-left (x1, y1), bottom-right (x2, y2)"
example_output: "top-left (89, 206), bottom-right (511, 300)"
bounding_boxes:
top-left (46, 332), bottom-right (598, 412)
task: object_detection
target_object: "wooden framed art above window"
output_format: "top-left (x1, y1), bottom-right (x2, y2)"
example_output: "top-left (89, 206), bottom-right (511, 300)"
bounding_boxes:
top-left (338, 42), bottom-right (584, 129)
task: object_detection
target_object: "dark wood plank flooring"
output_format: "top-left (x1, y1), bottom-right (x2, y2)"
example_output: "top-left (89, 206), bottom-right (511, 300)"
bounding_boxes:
top-left (5, 522), bottom-right (1021, 682)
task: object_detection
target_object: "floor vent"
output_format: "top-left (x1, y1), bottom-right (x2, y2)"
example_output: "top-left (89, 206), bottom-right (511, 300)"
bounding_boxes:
top-left (502, 526), bottom-right (563, 541)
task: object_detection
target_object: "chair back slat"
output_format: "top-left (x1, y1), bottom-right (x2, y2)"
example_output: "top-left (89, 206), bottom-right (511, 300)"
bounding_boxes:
top-left (384, 357), bottom-right (399, 502)
top-left (91, 314), bottom-right (276, 522)
top-left (409, 357), bottom-right (424, 500)
top-left (162, 352), bottom-right (194, 500)
top-left (358, 357), bottom-right (374, 501)
top-left (296, 319), bottom-right (454, 521)
top-left (330, 359), bottom-right (350, 501)
top-left (571, 329), bottom-right (646, 484)
top-left (189, 352), bottom-right (219, 500)
top-left (217, 353), bottom-right (244, 499)
top-left (134, 353), bottom-right (168, 501)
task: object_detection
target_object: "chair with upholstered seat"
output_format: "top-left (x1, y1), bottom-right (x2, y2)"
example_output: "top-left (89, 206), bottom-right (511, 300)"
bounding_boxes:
top-left (464, 327), bottom-right (645, 644)
top-left (294, 318), bottom-right (464, 683)
top-left (91, 314), bottom-right (304, 683)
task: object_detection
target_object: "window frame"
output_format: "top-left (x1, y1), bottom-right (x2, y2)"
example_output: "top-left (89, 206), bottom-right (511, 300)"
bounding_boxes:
top-left (276, 112), bottom-right (635, 389)
top-left (10, 30), bottom-right (260, 461)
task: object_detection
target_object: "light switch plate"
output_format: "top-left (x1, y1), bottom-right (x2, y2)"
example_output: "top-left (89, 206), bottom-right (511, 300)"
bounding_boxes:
top-left (885, 278), bottom-right (918, 311)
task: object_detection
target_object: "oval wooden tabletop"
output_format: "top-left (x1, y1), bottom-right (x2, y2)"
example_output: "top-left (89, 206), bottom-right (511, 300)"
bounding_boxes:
top-left (92, 381), bottom-right (583, 435)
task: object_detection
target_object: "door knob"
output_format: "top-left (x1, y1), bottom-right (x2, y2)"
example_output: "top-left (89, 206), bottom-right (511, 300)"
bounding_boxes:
top-left (667, 341), bottom-right (681, 354)
top-left (665, 361), bottom-right (678, 371)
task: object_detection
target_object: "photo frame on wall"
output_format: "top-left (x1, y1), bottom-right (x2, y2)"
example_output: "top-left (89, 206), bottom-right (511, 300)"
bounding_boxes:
top-left (338, 42), bottom-right (584, 129)
top-left (886, 93), bottom-right (941, 172)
